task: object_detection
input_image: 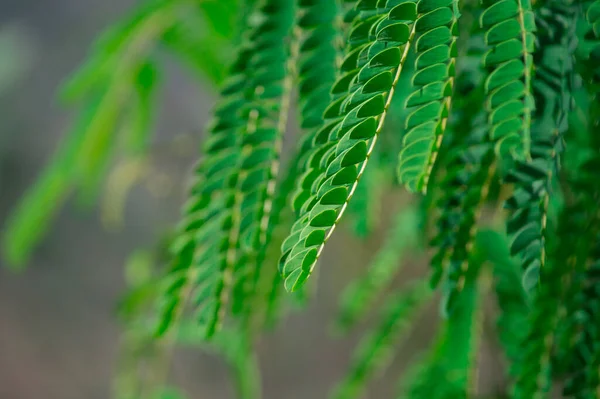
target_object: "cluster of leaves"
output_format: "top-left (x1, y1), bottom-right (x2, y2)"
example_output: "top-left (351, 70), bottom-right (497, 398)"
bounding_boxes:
top-left (5, 0), bottom-right (600, 398)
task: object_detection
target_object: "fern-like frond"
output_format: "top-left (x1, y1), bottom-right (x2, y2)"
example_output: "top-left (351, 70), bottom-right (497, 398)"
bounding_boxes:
top-left (425, 18), bottom-right (495, 310)
top-left (400, 242), bottom-right (484, 398)
top-left (157, 0), bottom-right (295, 339)
top-left (556, 9), bottom-right (600, 391)
top-left (431, 135), bottom-right (494, 314)
top-left (512, 6), bottom-right (600, 396)
top-left (512, 206), bottom-right (579, 397)
top-left (155, 43), bottom-right (257, 338)
top-left (226, 0), bottom-right (296, 323)
top-left (10, 1), bottom-right (600, 396)
top-left (562, 236), bottom-right (600, 399)
top-left (295, 0), bottom-right (340, 134)
top-left (280, 0), bottom-right (419, 292)
top-left (512, 191), bottom-right (599, 398)
top-left (397, 0), bottom-right (460, 193)
top-left (480, 0), bottom-right (536, 159)
top-left (428, 54), bottom-right (495, 312)
top-left (256, 163), bottom-right (300, 329)
top-left (335, 205), bottom-right (420, 332)
top-left (247, 0), bottom-right (341, 330)
top-left (478, 229), bottom-right (528, 367)
top-left (289, 0), bottom-right (344, 217)
top-left (331, 279), bottom-right (432, 399)
top-left (504, 0), bottom-right (576, 293)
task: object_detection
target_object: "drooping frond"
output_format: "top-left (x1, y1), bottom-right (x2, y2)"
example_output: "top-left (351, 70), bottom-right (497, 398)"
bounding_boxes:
top-left (397, 0), bottom-right (460, 193)
top-left (161, 0), bottom-right (240, 86)
top-left (289, 0), bottom-right (346, 219)
top-left (256, 163), bottom-right (302, 329)
top-left (431, 131), bottom-right (494, 314)
top-left (10, 0), bottom-right (600, 397)
top-left (512, 5), bottom-right (600, 395)
top-left (479, 229), bottom-right (528, 367)
top-left (400, 242), bottom-right (484, 398)
top-left (584, 0), bottom-right (600, 53)
top-left (512, 196), bottom-right (595, 398)
top-left (155, 0), bottom-right (295, 339)
top-left (154, 48), bottom-right (251, 338)
top-left (219, 0), bottom-right (296, 322)
top-left (561, 231), bottom-right (600, 399)
top-left (331, 279), bottom-right (432, 399)
top-left (429, 37), bottom-right (495, 311)
top-left (335, 205), bottom-right (421, 332)
top-left (504, 0), bottom-right (577, 293)
top-left (428, 14), bottom-right (494, 304)
top-left (279, 0), bottom-right (419, 292)
top-left (251, 0), bottom-right (341, 329)
top-left (579, 1), bottom-right (600, 123)
top-left (227, 0), bottom-right (297, 322)
top-left (512, 204), bottom-right (577, 397)
top-left (295, 0), bottom-right (340, 136)
top-left (158, 3), bottom-right (289, 337)
top-left (557, 7), bottom-right (600, 395)
top-left (479, 0), bottom-right (536, 160)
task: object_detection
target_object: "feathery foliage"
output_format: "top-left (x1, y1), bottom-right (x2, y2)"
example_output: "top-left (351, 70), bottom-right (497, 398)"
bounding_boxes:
top-left (279, 0), bottom-right (419, 292)
top-left (397, 0), bottom-right (460, 193)
top-left (504, 0), bottom-right (576, 293)
top-left (401, 232), bottom-right (486, 399)
top-left (480, 0), bottom-right (536, 160)
top-left (5, 0), bottom-right (600, 398)
top-left (156, 0), bottom-right (295, 340)
top-left (429, 21), bottom-right (493, 311)
top-left (482, 229), bottom-right (528, 368)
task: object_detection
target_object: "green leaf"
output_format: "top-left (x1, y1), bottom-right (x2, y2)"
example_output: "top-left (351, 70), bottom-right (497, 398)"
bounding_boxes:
top-left (157, 0), bottom-right (296, 339)
top-left (397, 0), bottom-right (459, 193)
top-left (279, 0), bottom-right (418, 292)
top-left (480, 0), bottom-right (536, 160)
top-left (504, 0), bottom-right (577, 293)
top-left (401, 243), bottom-right (484, 398)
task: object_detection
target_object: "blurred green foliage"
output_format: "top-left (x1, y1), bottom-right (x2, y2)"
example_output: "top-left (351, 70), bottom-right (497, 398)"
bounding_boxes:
top-left (4, 1), bottom-right (600, 399)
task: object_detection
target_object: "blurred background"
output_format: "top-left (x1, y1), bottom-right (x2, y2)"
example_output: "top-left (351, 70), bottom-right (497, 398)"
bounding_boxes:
top-left (0, 1), bottom-right (507, 398)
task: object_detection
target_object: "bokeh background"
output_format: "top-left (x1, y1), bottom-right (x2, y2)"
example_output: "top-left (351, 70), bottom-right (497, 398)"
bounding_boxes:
top-left (0, 1), bottom-right (507, 398)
